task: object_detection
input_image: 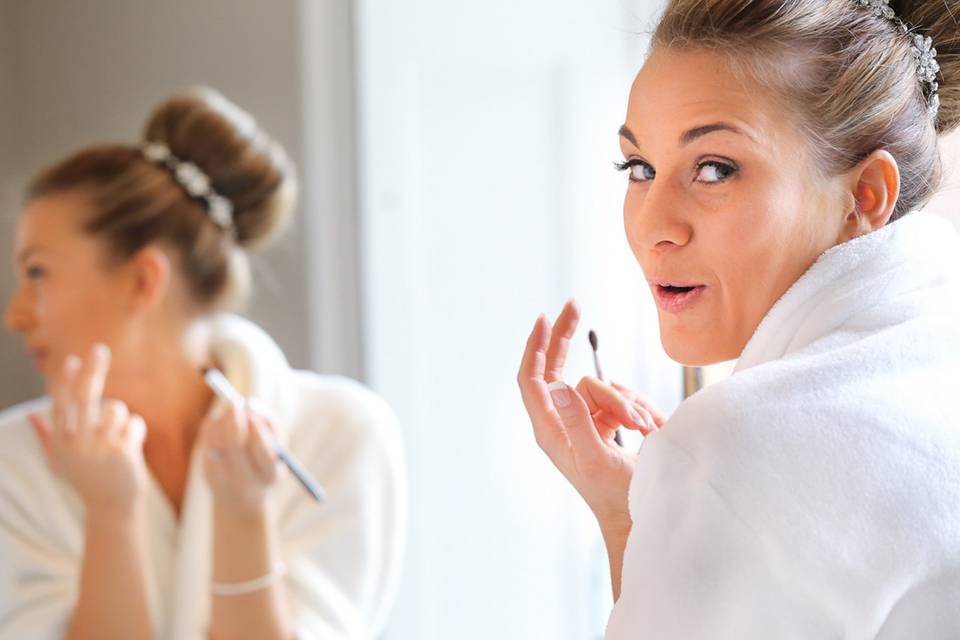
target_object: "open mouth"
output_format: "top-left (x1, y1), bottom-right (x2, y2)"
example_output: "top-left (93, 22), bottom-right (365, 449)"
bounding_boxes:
top-left (652, 283), bottom-right (707, 313)
top-left (660, 285), bottom-right (697, 294)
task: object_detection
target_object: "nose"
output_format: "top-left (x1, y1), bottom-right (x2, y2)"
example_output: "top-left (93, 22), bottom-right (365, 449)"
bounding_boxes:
top-left (4, 284), bottom-right (33, 334)
top-left (623, 179), bottom-right (693, 256)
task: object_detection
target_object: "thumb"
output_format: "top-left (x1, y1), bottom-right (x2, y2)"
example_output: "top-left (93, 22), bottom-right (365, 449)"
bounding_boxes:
top-left (28, 413), bottom-right (54, 464)
top-left (546, 381), bottom-right (604, 451)
top-left (126, 414), bottom-right (147, 452)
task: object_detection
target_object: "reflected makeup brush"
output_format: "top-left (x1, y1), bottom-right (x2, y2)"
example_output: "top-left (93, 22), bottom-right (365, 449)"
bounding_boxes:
top-left (588, 330), bottom-right (623, 447)
top-left (202, 367), bottom-right (327, 503)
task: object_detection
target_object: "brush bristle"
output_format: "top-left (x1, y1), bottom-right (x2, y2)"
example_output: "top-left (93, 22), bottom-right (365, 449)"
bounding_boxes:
top-left (588, 329), bottom-right (598, 351)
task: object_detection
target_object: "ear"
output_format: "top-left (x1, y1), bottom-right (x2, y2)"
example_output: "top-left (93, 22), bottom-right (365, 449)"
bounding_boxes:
top-left (838, 149), bottom-right (900, 243)
top-left (124, 246), bottom-right (172, 313)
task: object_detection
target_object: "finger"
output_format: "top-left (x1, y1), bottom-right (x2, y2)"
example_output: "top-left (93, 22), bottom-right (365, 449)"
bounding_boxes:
top-left (246, 413), bottom-right (278, 481)
top-left (199, 410), bottom-right (224, 462)
top-left (544, 299), bottom-right (580, 383)
top-left (610, 380), bottom-right (669, 427)
top-left (517, 314), bottom-right (570, 455)
top-left (576, 376), bottom-right (654, 433)
top-left (646, 403), bottom-right (669, 428)
top-left (76, 344), bottom-right (110, 432)
top-left (28, 414), bottom-right (54, 464)
top-left (222, 399), bottom-right (248, 450)
top-left (124, 414), bottom-right (147, 454)
top-left (201, 396), bottom-right (230, 449)
top-left (592, 410), bottom-right (624, 435)
top-left (246, 398), bottom-right (281, 454)
top-left (57, 355), bottom-right (82, 436)
top-left (629, 404), bottom-right (657, 436)
top-left (100, 399), bottom-right (129, 442)
top-left (545, 380), bottom-right (605, 453)
top-left (517, 314), bottom-right (550, 389)
top-left (213, 400), bottom-right (249, 471)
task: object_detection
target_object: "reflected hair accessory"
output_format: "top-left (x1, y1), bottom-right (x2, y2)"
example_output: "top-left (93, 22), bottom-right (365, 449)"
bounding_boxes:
top-left (855, 0), bottom-right (941, 118)
top-left (140, 141), bottom-right (234, 231)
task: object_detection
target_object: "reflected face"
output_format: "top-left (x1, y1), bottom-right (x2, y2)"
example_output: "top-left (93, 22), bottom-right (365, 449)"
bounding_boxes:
top-left (619, 48), bottom-right (848, 366)
top-left (4, 192), bottom-right (130, 383)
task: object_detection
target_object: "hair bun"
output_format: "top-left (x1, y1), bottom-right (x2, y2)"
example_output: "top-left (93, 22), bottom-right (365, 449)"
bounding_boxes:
top-left (142, 87), bottom-right (296, 249)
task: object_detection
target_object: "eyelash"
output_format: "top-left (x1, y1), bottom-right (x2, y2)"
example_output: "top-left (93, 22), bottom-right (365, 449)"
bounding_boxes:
top-left (25, 265), bottom-right (46, 281)
top-left (613, 158), bottom-right (738, 184)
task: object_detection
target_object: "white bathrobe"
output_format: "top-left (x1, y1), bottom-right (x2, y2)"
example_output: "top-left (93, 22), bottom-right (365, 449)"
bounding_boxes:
top-left (605, 211), bottom-right (960, 639)
top-left (0, 315), bottom-right (407, 639)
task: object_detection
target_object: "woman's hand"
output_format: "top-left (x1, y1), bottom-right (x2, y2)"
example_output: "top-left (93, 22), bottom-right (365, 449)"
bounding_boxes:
top-left (517, 299), bottom-right (667, 525)
top-left (29, 344), bottom-right (148, 518)
top-left (201, 397), bottom-right (280, 518)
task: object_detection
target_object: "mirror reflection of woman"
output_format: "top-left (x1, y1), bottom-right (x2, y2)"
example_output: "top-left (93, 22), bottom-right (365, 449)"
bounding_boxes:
top-left (520, 0), bottom-right (960, 637)
top-left (0, 88), bottom-right (405, 639)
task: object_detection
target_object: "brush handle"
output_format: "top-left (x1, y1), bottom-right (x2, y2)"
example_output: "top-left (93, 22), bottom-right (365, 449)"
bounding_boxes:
top-left (592, 352), bottom-right (605, 382)
top-left (276, 447), bottom-right (327, 503)
top-left (589, 345), bottom-right (622, 446)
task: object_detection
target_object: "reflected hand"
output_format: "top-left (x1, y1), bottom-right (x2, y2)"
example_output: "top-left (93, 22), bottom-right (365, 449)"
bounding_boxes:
top-left (517, 299), bottom-right (664, 524)
top-left (29, 344), bottom-right (148, 518)
top-left (201, 397), bottom-right (280, 517)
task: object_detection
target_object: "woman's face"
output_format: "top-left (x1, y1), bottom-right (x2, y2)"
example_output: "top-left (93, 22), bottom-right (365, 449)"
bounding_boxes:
top-left (620, 48), bottom-right (850, 366)
top-left (4, 191), bottom-right (133, 384)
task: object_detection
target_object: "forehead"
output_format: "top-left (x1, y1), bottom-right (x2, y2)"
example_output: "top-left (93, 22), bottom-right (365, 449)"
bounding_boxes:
top-left (625, 47), bottom-right (791, 153)
top-left (16, 191), bottom-right (95, 257)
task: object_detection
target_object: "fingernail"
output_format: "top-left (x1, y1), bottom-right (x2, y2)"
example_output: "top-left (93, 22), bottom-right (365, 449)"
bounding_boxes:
top-left (547, 381), bottom-right (571, 409)
top-left (64, 355), bottom-right (80, 371)
top-left (93, 343), bottom-right (110, 360)
top-left (628, 407), bottom-right (645, 427)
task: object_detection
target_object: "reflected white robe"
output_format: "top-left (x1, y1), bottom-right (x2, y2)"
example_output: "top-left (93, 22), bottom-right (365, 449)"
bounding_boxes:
top-left (0, 315), bottom-right (406, 639)
top-left (605, 211), bottom-right (960, 639)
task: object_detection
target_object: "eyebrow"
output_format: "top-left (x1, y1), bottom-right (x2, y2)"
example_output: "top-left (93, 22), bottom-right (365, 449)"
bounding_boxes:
top-left (16, 246), bottom-right (45, 264)
top-left (618, 122), bottom-right (756, 148)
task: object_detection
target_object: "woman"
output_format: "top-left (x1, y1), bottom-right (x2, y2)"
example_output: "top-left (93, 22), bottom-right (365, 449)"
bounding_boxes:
top-left (519, 0), bottom-right (960, 637)
top-left (0, 88), bottom-right (406, 639)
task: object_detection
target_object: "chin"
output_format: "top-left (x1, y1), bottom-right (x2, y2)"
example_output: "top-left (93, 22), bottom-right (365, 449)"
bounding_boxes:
top-left (661, 332), bottom-right (732, 367)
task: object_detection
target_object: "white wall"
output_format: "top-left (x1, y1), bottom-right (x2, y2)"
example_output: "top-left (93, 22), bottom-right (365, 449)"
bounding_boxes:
top-left (357, 1), bottom-right (682, 638)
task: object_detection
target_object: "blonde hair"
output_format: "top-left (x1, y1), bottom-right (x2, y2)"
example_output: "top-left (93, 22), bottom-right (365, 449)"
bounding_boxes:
top-left (651, 0), bottom-right (960, 222)
top-left (27, 87), bottom-right (297, 311)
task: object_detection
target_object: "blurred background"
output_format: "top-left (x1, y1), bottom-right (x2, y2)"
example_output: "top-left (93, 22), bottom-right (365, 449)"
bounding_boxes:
top-left (1, 1), bottom-right (959, 638)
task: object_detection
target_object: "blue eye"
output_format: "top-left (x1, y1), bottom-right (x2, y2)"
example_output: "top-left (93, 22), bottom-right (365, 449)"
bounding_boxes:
top-left (614, 158), bottom-right (738, 184)
top-left (696, 160), bottom-right (737, 183)
top-left (614, 159), bottom-right (655, 182)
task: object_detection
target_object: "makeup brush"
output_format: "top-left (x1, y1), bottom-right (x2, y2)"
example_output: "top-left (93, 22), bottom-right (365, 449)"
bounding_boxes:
top-left (202, 367), bottom-right (327, 503)
top-left (588, 330), bottom-right (623, 447)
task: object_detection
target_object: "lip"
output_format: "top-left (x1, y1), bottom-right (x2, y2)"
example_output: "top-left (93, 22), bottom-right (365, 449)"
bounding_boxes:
top-left (651, 284), bottom-right (707, 314)
top-left (646, 277), bottom-right (706, 288)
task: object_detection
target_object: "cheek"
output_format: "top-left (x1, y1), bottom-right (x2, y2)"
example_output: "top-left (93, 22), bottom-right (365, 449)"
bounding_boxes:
top-left (717, 206), bottom-right (817, 334)
top-left (40, 279), bottom-right (126, 344)
top-left (703, 197), bottom-right (790, 327)
top-left (622, 190), bottom-right (644, 258)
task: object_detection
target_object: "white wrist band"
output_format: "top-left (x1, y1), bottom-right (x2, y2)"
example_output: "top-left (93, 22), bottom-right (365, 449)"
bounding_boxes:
top-left (210, 562), bottom-right (286, 596)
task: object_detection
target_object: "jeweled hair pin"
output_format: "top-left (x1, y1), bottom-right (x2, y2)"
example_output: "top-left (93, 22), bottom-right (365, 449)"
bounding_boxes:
top-left (855, 0), bottom-right (940, 118)
top-left (141, 141), bottom-right (234, 231)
